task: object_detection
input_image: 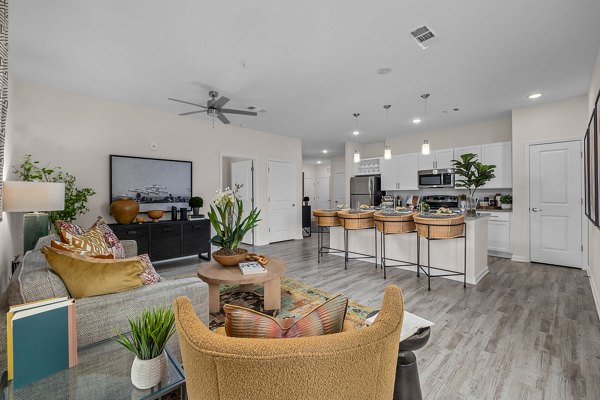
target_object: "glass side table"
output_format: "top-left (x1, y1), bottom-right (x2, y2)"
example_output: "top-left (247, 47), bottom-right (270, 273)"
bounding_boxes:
top-left (1, 338), bottom-right (185, 400)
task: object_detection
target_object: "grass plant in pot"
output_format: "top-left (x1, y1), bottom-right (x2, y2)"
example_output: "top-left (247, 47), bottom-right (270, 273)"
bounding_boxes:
top-left (500, 194), bottom-right (513, 210)
top-left (208, 184), bottom-right (261, 266)
top-left (189, 196), bottom-right (204, 216)
top-left (452, 153), bottom-right (496, 217)
top-left (114, 306), bottom-right (176, 389)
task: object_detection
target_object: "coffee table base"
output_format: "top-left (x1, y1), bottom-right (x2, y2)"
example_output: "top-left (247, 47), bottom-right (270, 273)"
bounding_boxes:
top-left (207, 279), bottom-right (282, 313)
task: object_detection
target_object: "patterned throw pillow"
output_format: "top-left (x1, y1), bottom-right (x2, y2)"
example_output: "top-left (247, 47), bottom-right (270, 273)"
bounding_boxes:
top-left (55, 220), bottom-right (86, 242)
top-left (91, 217), bottom-right (126, 259)
top-left (60, 226), bottom-right (113, 257)
top-left (50, 240), bottom-right (115, 259)
top-left (224, 294), bottom-right (348, 338)
top-left (138, 254), bottom-right (161, 285)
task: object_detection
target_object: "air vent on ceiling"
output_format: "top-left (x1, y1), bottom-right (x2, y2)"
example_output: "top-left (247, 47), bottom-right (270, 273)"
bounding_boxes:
top-left (410, 25), bottom-right (436, 49)
top-left (247, 106), bottom-right (257, 110)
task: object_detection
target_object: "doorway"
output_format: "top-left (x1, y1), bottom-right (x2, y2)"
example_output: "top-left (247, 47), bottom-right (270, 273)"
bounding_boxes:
top-left (529, 140), bottom-right (582, 268)
top-left (333, 172), bottom-right (346, 208)
top-left (222, 156), bottom-right (255, 246)
top-left (268, 160), bottom-right (297, 243)
top-left (316, 176), bottom-right (330, 210)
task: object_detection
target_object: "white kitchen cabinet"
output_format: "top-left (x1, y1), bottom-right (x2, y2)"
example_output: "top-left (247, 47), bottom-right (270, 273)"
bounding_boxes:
top-left (454, 145), bottom-right (481, 160)
top-left (481, 142), bottom-right (512, 188)
top-left (487, 212), bottom-right (511, 257)
top-left (398, 153), bottom-right (419, 190)
top-left (418, 148), bottom-right (455, 170)
top-left (380, 157), bottom-right (399, 191)
top-left (380, 153), bottom-right (419, 190)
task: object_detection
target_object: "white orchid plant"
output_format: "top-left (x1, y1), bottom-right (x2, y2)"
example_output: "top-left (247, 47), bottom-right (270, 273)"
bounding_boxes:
top-left (207, 184), bottom-right (261, 254)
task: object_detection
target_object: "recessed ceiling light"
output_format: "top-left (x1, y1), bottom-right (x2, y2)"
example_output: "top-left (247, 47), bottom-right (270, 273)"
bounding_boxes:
top-left (322, 149), bottom-right (328, 154)
top-left (377, 68), bottom-right (392, 75)
top-left (528, 93), bottom-right (542, 99)
top-left (317, 161), bottom-right (322, 164)
top-left (353, 130), bottom-right (360, 135)
top-left (412, 118), bottom-right (422, 124)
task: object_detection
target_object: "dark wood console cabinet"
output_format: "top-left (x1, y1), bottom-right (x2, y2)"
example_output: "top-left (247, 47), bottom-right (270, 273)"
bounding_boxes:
top-left (109, 219), bottom-right (211, 262)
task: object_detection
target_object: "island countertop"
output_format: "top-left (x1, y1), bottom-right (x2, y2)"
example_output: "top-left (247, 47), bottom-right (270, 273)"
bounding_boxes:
top-left (328, 215), bottom-right (489, 286)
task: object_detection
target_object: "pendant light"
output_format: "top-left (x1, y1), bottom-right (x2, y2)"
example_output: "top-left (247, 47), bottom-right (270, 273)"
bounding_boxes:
top-left (353, 113), bottom-right (361, 163)
top-left (421, 94), bottom-right (431, 155)
top-left (383, 105), bottom-right (392, 159)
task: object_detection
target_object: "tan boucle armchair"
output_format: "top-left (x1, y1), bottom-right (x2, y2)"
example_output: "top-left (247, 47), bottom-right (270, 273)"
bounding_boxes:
top-left (174, 285), bottom-right (404, 400)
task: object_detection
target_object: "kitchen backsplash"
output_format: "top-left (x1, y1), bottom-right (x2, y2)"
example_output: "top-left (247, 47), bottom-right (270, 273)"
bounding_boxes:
top-left (386, 188), bottom-right (512, 201)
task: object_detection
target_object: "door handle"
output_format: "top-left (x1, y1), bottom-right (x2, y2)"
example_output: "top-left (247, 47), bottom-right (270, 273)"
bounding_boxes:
top-left (292, 204), bottom-right (295, 207)
top-left (531, 208), bottom-right (542, 212)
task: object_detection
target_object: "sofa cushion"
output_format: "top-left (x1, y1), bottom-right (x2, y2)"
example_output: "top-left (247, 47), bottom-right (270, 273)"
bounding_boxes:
top-left (42, 246), bottom-right (144, 299)
top-left (224, 294), bottom-right (348, 338)
top-left (50, 240), bottom-right (115, 259)
top-left (55, 218), bottom-right (126, 258)
top-left (59, 226), bottom-right (113, 256)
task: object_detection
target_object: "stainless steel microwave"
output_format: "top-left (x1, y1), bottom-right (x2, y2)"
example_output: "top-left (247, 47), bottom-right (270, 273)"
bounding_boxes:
top-left (418, 169), bottom-right (455, 188)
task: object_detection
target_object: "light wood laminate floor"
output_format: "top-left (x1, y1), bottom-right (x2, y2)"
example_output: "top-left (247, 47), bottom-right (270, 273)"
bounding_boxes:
top-left (156, 234), bottom-right (600, 400)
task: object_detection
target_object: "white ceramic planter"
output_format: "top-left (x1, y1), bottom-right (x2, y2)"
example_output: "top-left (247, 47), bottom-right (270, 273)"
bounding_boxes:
top-left (131, 351), bottom-right (167, 389)
top-left (501, 203), bottom-right (512, 210)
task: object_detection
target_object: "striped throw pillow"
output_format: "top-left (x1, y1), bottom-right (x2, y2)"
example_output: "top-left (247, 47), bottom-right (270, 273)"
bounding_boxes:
top-left (224, 294), bottom-right (348, 338)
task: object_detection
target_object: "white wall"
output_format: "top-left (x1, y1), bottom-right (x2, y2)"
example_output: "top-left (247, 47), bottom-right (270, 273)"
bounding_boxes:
top-left (0, 74), bottom-right (19, 290)
top-left (10, 81), bottom-right (303, 247)
top-left (384, 117), bottom-right (512, 155)
top-left (510, 96), bottom-right (588, 262)
top-left (588, 46), bottom-right (600, 315)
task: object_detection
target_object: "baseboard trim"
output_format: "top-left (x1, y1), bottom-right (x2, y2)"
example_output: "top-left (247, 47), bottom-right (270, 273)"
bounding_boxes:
top-left (474, 266), bottom-right (489, 284)
top-left (589, 270), bottom-right (600, 319)
top-left (511, 255), bottom-right (529, 263)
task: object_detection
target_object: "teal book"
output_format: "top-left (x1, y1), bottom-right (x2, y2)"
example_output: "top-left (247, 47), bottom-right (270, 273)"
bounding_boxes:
top-left (10, 299), bottom-right (77, 389)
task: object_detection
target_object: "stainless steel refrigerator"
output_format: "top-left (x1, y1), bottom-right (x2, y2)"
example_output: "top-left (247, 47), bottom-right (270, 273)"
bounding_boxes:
top-left (350, 175), bottom-right (383, 207)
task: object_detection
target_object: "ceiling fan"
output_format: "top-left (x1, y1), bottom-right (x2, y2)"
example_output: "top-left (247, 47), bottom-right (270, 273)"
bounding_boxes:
top-left (168, 90), bottom-right (257, 125)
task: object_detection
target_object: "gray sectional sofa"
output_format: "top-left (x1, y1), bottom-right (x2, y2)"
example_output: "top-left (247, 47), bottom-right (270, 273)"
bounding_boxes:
top-left (0, 234), bottom-right (209, 373)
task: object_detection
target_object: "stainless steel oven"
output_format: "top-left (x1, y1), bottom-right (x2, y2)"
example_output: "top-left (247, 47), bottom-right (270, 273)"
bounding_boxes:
top-left (418, 169), bottom-right (455, 189)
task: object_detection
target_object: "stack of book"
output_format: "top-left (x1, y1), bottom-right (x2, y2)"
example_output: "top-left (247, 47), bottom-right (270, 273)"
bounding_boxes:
top-left (7, 297), bottom-right (78, 389)
top-left (239, 261), bottom-right (267, 276)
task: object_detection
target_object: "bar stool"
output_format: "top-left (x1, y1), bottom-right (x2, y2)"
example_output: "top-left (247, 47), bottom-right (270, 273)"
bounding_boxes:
top-left (414, 214), bottom-right (467, 291)
top-left (313, 209), bottom-right (344, 263)
top-left (374, 211), bottom-right (418, 279)
top-left (337, 209), bottom-right (377, 270)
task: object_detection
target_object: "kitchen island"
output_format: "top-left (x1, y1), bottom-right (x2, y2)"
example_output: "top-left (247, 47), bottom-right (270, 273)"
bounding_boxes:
top-left (329, 214), bottom-right (490, 285)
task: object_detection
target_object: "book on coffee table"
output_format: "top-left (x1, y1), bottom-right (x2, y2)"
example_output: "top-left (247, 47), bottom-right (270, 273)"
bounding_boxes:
top-left (239, 261), bottom-right (267, 275)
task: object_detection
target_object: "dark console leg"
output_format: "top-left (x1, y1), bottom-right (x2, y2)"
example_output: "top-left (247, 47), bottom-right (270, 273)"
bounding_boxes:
top-left (393, 350), bottom-right (422, 400)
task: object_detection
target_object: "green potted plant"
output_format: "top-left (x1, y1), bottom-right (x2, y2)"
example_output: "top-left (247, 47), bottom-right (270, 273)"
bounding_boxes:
top-left (114, 306), bottom-right (176, 389)
top-left (451, 153), bottom-right (496, 217)
top-left (13, 154), bottom-right (95, 223)
top-left (189, 196), bottom-right (204, 216)
top-left (500, 194), bottom-right (512, 210)
top-left (208, 184), bottom-right (261, 266)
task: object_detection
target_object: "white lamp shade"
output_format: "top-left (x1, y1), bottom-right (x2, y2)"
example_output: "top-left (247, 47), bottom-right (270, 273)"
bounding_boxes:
top-left (384, 146), bottom-right (392, 159)
top-left (353, 151), bottom-right (361, 163)
top-left (3, 181), bottom-right (65, 212)
top-left (421, 141), bottom-right (431, 155)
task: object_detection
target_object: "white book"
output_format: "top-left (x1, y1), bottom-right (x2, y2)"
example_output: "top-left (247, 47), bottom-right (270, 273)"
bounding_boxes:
top-left (238, 261), bottom-right (267, 276)
top-left (366, 311), bottom-right (434, 342)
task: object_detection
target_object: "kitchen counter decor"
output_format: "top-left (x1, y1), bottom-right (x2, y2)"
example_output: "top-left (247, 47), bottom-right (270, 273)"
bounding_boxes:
top-left (414, 214), bottom-right (465, 239)
top-left (374, 211), bottom-right (416, 234)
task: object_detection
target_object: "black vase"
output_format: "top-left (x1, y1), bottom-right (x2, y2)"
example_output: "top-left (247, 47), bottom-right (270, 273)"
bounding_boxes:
top-left (171, 206), bottom-right (178, 221)
top-left (179, 207), bottom-right (188, 221)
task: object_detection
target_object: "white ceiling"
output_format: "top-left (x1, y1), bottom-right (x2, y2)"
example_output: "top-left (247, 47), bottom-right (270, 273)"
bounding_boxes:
top-left (10, 0), bottom-right (600, 161)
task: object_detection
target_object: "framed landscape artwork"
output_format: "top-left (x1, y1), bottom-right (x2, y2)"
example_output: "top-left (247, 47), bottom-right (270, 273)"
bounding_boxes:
top-left (588, 105), bottom-right (598, 225)
top-left (585, 129), bottom-right (589, 218)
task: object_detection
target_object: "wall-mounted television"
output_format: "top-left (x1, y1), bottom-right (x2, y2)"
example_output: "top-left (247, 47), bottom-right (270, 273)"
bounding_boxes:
top-left (110, 155), bottom-right (192, 212)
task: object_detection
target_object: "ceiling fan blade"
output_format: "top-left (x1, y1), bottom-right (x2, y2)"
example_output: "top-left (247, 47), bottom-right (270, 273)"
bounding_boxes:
top-left (217, 113), bottom-right (231, 124)
top-left (220, 108), bottom-right (258, 116)
top-left (179, 110), bottom-right (206, 116)
top-left (212, 96), bottom-right (230, 109)
top-left (168, 98), bottom-right (207, 108)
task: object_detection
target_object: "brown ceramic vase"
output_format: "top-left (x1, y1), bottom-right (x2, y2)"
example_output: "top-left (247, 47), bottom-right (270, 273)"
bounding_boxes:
top-left (110, 198), bottom-right (140, 224)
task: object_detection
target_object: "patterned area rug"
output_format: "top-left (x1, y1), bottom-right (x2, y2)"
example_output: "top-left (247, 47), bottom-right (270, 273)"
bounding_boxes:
top-left (209, 276), bottom-right (373, 330)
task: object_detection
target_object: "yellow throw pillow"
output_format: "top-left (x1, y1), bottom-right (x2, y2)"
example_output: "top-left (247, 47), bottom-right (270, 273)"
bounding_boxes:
top-left (59, 226), bottom-right (113, 256)
top-left (42, 246), bottom-right (144, 299)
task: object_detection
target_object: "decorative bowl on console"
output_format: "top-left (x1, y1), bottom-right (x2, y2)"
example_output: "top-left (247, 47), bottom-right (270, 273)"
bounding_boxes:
top-left (147, 210), bottom-right (164, 222)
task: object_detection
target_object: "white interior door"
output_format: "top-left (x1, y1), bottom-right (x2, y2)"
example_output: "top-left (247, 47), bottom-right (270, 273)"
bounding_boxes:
top-left (317, 177), bottom-right (330, 210)
top-left (268, 160), bottom-right (297, 243)
top-left (303, 177), bottom-right (316, 207)
top-left (333, 172), bottom-right (346, 208)
top-left (529, 140), bottom-right (582, 268)
top-left (231, 160), bottom-right (254, 245)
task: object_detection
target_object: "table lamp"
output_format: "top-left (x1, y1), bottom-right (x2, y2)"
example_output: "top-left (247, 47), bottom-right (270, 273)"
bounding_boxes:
top-left (3, 181), bottom-right (65, 252)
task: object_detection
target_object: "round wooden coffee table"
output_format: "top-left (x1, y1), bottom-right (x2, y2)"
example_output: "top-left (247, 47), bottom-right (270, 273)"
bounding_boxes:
top-left (197, 256), bottom-right (287, 313)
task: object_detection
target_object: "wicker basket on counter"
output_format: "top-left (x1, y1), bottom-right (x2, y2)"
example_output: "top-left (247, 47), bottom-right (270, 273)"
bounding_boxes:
top-left (313, 209), bottom-right (341, 227)
top-left (414, 214), bottom-right (465, 239)
top-left (337, 210), bottom-right (375, 230)
top-left (374, 211), bottom-right (416, 234)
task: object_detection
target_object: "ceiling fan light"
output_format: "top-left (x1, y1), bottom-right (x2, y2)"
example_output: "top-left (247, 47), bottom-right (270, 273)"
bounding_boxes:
top-left (384, 146), bottom-right (392, 159)
top-left (421, 140), bottom-right (430, 155)
top-left (353, 150), bottom-right (361, 163)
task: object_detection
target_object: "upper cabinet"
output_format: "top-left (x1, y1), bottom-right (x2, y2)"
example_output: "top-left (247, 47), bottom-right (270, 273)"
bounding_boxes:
top-left (418, 148), bottom-right (455, 170)
top-left (380, 157), bottom-right (399, 191)
top-left (454, 145), bottom-right (481, 160)
top-left (381, 153), bottom-right (419, 191)
top-left (481, 142), bottom-right (512, 188)
top-left (354, 157), bottom-right (381, 176)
